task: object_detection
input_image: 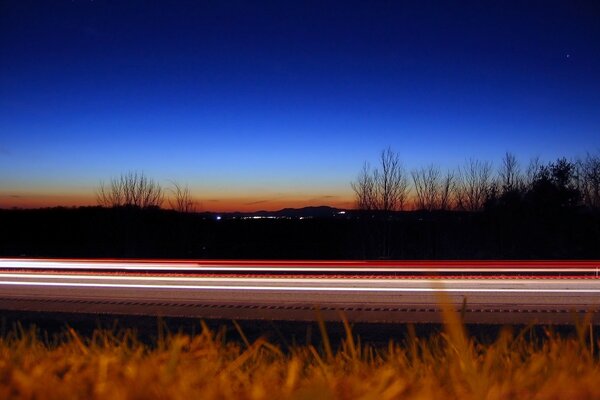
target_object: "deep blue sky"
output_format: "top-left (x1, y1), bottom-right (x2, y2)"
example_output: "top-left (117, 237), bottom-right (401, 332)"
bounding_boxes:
top-left (1, 1), bottom-right (599, 210)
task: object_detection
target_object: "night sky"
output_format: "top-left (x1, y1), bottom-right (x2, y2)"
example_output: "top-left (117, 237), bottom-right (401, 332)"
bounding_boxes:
top-left (1, 1), bottom-right (599, 211)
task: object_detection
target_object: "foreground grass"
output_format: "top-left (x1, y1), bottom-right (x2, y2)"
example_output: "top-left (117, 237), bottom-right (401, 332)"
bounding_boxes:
top-left (1, 317), bottom-right (600, 399)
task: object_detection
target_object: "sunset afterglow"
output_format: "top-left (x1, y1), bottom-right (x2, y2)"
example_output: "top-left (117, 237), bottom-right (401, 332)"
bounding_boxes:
top-left (1, 1), bottom-right (599, 211)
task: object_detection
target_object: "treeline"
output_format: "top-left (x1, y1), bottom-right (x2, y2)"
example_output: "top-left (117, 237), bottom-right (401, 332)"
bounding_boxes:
top-left (0, 151), bottom-right (599, 259)
top-left (346, 150), bottom-right (600, 259)
top-left (352, 149), bottom-right (600, 213)
top-left (87, 151), bottom-right (600, 215)
top-left (96, 171), bottom-right (197, 212)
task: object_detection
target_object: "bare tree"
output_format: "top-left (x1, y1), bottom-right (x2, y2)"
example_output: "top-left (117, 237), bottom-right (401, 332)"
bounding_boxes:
top-left (96, 171), bottom-right (164, 208)
top-left (524, 156), bottom-right (541, 188)
top-left (351, 162), bottom-right (376, 210)
top-left (352, 148), bottom-right (410, 212)
top-left (439, 169), bottom-right (455, 210)
top-left (351, 148), bottom-right (410, 259)
top-left (374, 148), bottom-right (410, 212)
top-left (96, 180), bottom-right (125, 208)
top-left (577, 153), bottom-right (600, 209)
top-left (412, 164), bottom-right (441, 211)
top-left (168, 181), bottom-right (197, 213)
top-left (498, 152), bottom-right (522, 194)
top-left (411, 165), bottom-right (455, 211)
top-left (454, 159), bottom-right (493, 211)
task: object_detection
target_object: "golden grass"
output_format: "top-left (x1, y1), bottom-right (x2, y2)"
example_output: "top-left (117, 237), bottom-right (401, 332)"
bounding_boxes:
top-left (1, 317), bottom-right (599, 400)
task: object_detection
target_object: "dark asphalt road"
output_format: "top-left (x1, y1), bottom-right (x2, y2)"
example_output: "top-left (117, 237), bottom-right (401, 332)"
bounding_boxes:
top-left (1, 259), bottom-right (600, 324)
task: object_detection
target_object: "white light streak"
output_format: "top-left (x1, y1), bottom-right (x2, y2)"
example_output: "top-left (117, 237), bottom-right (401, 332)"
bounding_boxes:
top-left (0, 260), bottom-right (599, 274)
top-left (1, 280), bottom-right (600, 293)
top-left (0, 273), bottom-right (592, 285)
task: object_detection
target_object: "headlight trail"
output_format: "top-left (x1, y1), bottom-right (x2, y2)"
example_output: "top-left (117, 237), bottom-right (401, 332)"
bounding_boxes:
top-left (1, 258), bottom-right (600, 324)
top-left (1, 279), bottom-right (600, 293)
top-left (1, 259), bottom-right (599, 274)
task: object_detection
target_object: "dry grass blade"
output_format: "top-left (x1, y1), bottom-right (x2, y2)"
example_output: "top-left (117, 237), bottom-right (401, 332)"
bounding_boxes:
top-left (232, 319), bottom-right (251, 349)
top-left (340, 312), bottom-right (358, 362)
top-left (2, 318), bottom-right (600, 399)
top-left (315, 306), bottom-right (334, 362)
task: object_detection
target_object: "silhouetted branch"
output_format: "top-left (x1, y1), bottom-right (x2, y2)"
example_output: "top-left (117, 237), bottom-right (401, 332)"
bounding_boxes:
top-left (575, 153), bottom-right (600, 209)
top-left (373, 148), bottom-right (410, 212)
top-left (454, 159), bottom-right (492, 211)
top-left (96, 171), bottom-right (164, 208)
top-left (411, 164), bottom-right (454, 211)
top-left (168, 181), bottom-right (197, 213)
top-left (498, 152), bottom-right (523, 194)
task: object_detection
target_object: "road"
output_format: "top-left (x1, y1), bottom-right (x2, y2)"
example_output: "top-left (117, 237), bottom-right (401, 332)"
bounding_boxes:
top-left (1, 259), bottom-right (600, 324)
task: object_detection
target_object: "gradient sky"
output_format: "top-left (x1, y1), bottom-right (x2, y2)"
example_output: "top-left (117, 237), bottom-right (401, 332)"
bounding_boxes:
top-left (1, 1), bottom-right (599, 211)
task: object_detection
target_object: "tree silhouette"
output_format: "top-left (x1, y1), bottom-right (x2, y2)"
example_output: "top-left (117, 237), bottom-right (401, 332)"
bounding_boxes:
top-left (350, 162), bottom-right (376, 210)
top-left (454, 159), bottom-right (493, 211)
top-left (352, 148), bottom-right (410, 212)
top-left (168, 182), bottom-right (197, 213)
top-left (96, 171), bottom-right (164, 208)
top-left (411, 164), bottom-right (455, 211)
top-left (527, 158), bottom-right (580, 211)
top-left (498, 152), bottom-right (523, 194)
top-left (524, 156), bottom-right (541, 188)
top-left (439, 170), bottom-right (455, 211)
top-left (351, 148), bottom-right (410, 259)
top-left (576, 153), bottom-right (600, 209)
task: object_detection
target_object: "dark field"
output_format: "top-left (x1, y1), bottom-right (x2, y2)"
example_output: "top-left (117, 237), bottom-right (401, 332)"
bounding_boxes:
top-left (1, 206), bottom-right (599, 260)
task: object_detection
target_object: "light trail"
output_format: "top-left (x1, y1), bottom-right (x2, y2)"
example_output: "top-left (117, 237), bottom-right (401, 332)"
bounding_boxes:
top-left (0, 272), bottom-right (597, 285)
top-left (2, 259), bottom-right (600, 323)
top-left (1, 259), bottom-right (599, 274)
top-left (2, 279), bottom-right (600, 293)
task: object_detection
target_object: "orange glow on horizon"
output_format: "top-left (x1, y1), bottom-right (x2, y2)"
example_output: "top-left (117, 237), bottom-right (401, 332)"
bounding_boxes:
top-left (0, 188), bottom-right (435, 212)
top-left (0, 192), bottom-right (356, 212)
top-left (0, 193), bottom-right (97, 210)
